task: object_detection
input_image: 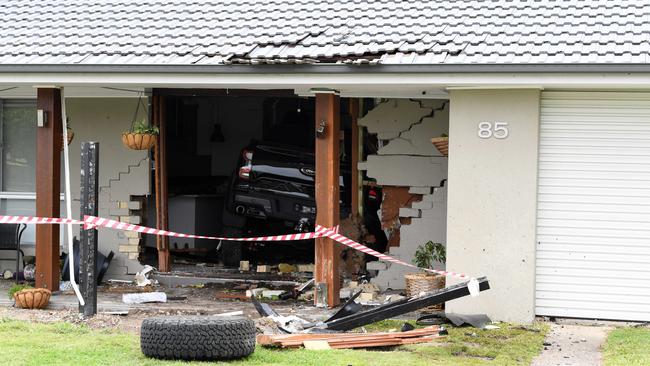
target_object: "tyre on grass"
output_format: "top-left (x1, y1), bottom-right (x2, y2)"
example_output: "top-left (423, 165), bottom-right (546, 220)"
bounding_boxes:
top-left (140, 316), bottom-right (256, 361)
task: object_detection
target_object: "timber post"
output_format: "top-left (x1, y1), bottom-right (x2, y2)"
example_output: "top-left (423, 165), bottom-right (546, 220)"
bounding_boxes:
top-left (153, 94), bottom-right (170, 272)
top-left (314, 91), bottom-right (341, 307)
top-left (35, 87), bottom-right (62, 291)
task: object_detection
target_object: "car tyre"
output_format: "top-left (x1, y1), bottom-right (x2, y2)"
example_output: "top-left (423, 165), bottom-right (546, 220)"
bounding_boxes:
top-left (140, 316), bottom-right (256, 361)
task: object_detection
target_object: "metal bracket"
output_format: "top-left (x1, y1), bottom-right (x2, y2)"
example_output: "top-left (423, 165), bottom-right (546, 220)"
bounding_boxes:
top-left (314, 282), bottom-right (328, 308)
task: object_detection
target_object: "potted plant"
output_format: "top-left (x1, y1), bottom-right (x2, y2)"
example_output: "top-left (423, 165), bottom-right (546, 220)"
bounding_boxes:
top-left (431, 133), bottom-right (448, 156)
top-left (405, 241), bottom-right (446, 311)
top-left (8, 284), bottom-right (51, 309)
top-left (122, 119), bottom-right (158, 150)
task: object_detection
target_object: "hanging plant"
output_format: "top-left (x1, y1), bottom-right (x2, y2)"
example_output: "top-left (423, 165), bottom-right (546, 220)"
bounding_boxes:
top-left (122, 119), bottom-right (158, 150)
top-left (122, 94), bottom-right (158, 150)
top-left (60, 117), bottom-right (74, 151)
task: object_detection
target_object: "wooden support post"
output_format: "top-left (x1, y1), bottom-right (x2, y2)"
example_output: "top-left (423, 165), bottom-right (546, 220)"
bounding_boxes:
top-left (153, 95), bottom-right (170, 272)
top-left (349, 99), bottom-right (360, 218)
top-left (79, 142), bottom-right (99, 316)
top-left (35, 88), bottom-right (62, 291)
top-left (314, 92), bottom-right (341, 308)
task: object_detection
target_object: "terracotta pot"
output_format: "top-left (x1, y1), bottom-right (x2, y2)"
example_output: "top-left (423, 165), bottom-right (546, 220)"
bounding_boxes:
top-left (122, 132), bottom-right (157, 150)
top-left (430, 136), bottom-right (449, 157)
top-left (404, 272), bottom-right (445, 312)
top-left (13, 288), bottom-right (51, 309)
top-left (60, 129), bottom-right (74, 151)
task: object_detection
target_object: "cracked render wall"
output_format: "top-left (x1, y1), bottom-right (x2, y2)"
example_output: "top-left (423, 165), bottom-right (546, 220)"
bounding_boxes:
top-left (359, 99), bottom-right (449, 289)
top-left (66, 98), bottom-right (150, 279)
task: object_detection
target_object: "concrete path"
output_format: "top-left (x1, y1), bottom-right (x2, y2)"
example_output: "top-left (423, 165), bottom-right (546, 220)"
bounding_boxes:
top-left (531, 322), bottom-right (612, 366)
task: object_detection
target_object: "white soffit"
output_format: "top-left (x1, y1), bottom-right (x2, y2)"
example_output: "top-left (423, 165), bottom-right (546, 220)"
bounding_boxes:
top-left (0, 86), bottom-right (144, 98)
top-left (3, 72), bottom-right (650, 91)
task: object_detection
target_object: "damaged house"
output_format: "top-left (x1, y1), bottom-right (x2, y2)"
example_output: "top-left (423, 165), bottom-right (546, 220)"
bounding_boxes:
top-left (1, 0), bottom-right (650, 324)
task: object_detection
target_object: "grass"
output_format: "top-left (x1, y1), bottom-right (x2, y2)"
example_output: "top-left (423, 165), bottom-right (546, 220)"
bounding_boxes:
top-left (0, 318), bottom-right (547, 366)
top-left (603, 327), bottom-right (650, 366)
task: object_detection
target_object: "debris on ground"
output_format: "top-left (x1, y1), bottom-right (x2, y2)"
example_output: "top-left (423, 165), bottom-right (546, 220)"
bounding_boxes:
top-left (105, 282), bottom-right (154, 293)
top-left (256, 265), bottom-right (276, 273)
top-left (279, 278), bottom-right (314, 300)
top-left (446, 313), bottom-right (492, 329)
top-left (278, 263), bottom-right (297, 273)
top-left (122, 292), bottom-right (167, 304)
top-left (257, 325), bottom-right (445, 349)
top-left (239, 261), bottom-right (250, 271)
top-left (134, 265), bottom-right (156, 287)
top-left (254, 277), bottom-right (490, 332)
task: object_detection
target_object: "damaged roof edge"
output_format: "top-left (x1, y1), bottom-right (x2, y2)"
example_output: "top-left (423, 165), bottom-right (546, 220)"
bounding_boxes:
top-left (2, 63), bottom-right (650, 74)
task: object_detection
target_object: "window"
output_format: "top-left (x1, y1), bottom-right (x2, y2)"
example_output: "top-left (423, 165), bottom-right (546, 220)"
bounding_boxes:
top-left (0, 99), bottom-right (65, 245)
top-left (1, 100), bottom-right (37, 192)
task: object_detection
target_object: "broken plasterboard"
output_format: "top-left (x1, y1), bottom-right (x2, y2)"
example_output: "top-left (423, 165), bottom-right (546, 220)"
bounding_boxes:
top-left (358, 99), bottom-right (432, 140)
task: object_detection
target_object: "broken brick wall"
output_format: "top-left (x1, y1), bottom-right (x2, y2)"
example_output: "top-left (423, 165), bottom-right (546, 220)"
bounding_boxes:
top-left (66, 98), bottom-right (151, 279)
top-left (358, 99), bottom-right (449, 290)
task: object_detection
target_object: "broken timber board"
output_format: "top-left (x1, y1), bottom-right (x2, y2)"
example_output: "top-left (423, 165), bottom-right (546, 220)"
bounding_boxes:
top-left (257, 326), bottom-right (441, 347)
top-left (258, 326), bottom-right (443, 349)
top-left (322, 277), bottom-right (490, 331)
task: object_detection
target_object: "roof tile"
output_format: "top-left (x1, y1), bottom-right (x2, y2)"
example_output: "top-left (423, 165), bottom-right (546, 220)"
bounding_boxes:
top-left (0, 0), bottom-right (648, 65)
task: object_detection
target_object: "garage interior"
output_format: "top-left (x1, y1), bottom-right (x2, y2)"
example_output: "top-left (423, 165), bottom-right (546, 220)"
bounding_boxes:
top-left (140, 91), bottom-right (389, 280)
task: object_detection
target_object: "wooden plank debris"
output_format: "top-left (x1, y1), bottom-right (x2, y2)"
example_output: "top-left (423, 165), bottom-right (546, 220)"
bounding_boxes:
top-left (257, 325), bottom-right (444, 349)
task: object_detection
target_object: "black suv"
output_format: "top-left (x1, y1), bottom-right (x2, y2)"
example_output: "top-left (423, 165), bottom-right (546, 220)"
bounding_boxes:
top-left (226, 140), bottom-right (351, 231)
top-left (221, 140), bottom-right (386, 266)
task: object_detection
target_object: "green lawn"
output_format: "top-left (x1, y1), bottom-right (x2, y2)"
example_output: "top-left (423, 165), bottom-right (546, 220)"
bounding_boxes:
top-left (0, 318), bottom-right (547, 366)
top-left (603, 327), bottom-right (650, 366)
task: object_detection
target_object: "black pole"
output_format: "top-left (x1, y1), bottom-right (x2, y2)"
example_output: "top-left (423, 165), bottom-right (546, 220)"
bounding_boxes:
top-left (79, 142), bottom-right (99, 316)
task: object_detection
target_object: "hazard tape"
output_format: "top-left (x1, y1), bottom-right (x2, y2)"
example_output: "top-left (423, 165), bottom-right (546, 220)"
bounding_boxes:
top-left (314, 225), bottom-right (471, 280)
top-left (0, 215), bottom-right (477, 285)
top-left (81, 216), bottom-right (326, 241)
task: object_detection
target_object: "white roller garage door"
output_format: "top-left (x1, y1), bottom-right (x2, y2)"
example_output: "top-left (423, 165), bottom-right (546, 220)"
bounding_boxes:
top-left (536, 91), bottom-right (650, 321)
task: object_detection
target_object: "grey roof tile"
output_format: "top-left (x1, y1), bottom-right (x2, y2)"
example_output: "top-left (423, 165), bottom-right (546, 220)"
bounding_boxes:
top-left (0, 0), bottom-right (649, 65)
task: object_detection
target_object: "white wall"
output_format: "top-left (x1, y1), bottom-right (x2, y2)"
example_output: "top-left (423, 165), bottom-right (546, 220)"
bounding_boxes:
top-left (359, 99), bottom-right (449, 289)
top-left (445, 89), bottom-right (540, 323)
top-left (0, 98), bottom-right (150, 278)
top-left (66, 98), bottom-right (150, 278)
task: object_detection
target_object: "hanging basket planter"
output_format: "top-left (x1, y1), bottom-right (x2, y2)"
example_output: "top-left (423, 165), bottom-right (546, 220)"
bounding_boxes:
top-left (122, 132), bottom-right (156, 150)
top-left (123, 93), bottom-right (158, 150)
top-left (60, 128), bottom-right (74, 151)
top-left (430, 136), bottom-right (449, 157)
top-left (13, 288), bottom-right (51, 309)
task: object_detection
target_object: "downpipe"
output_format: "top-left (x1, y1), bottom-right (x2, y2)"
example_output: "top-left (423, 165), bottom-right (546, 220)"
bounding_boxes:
top-left (61, 88), bottom-right (85, 306)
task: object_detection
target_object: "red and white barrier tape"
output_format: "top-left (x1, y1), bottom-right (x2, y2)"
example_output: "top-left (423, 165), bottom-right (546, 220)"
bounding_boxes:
top-left (0, 215), bottom-right (84, 225)
top-left (0, 215), bottom-right (479, 291)
top-left (314, 225), bottom-right (471, 280)
top-left (82, 216), bottom-right (326, 241)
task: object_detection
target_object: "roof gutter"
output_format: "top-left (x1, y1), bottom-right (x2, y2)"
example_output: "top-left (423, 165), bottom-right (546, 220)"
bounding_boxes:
top-left (0, 63), bottom-right (650, 74)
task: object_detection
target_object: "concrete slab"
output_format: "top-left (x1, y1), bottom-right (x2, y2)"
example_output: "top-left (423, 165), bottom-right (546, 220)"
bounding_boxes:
top-left (531, 323), bottom-right (612, 366)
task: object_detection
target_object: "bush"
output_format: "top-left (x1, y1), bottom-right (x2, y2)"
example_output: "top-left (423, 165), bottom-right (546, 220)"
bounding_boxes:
top-left (8, 284), bottom-right (33, 299)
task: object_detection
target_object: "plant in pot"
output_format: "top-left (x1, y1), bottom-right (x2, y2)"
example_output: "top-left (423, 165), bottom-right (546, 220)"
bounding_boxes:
top-left (122, 119), bottom-right (158, 150)
top-left (405, 241), bottom-right (446, 312)
top-left (61, 117), bottom-right (74, 150)
top-left (8, 283), bottom-right (51, 309)
top-left (122, 94), bottom-right (158, 150)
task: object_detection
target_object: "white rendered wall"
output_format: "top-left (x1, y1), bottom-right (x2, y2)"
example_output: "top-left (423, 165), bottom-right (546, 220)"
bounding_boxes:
top-left (445, 89), bottom-right (540, 323)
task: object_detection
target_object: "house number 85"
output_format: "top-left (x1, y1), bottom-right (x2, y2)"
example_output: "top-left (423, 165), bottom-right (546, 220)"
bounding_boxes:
top-left (478, 122), bottom-right (509, 139)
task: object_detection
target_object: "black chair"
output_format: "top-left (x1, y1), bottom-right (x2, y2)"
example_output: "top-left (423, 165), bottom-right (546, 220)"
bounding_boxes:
top-left (0, 223), bottom-right (26, 283)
